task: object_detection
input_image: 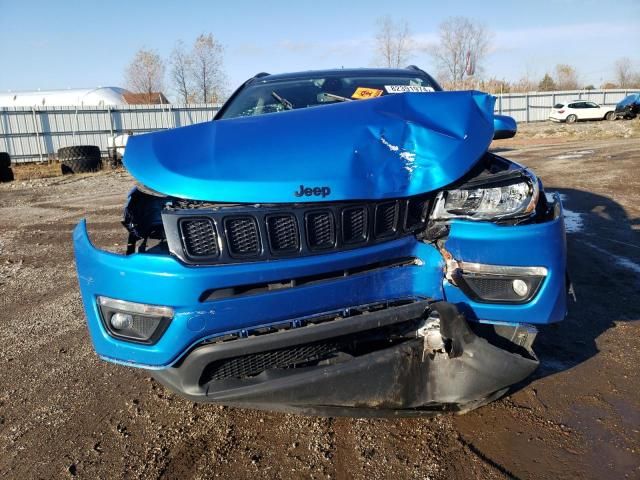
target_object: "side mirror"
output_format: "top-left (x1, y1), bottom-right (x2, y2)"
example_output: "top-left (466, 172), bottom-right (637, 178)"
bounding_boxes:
top-left (493, 115), bottom-right (517, 140)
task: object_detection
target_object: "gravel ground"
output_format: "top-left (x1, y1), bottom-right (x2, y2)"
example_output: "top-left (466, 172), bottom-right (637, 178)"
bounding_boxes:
top-left (496, 117), bottom-right (639, 146)
top-left (1, 122), bottom-right (639, 479)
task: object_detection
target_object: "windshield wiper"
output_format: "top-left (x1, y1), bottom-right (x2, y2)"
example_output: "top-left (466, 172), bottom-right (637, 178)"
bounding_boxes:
top-left (321, 92), bottom-right (352, 102)
top-left (271, 91), bottom-right (294, 110)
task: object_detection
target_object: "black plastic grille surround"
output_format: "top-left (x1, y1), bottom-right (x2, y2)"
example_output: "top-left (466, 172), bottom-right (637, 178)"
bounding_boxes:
top-left (375, 202), bottom-right (399, 237)
top-left (164, 195), bottom-right (431, 265)
top-left (342, 207), bottom-right (367, 244)
top-left (224, 216), bottom-right (260, 257)
top-left (266, 214), bottom-right (299, 253)
top-left (180, 218), bottom-right (219, 258)
top-left (405, 198), bottom-right (428, 229)
top-left (306, 211), bottom-right (336, 250)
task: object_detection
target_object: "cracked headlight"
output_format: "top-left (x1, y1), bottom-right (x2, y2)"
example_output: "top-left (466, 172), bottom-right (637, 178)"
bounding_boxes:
top-left (431, 173), bottom-right (539, 221)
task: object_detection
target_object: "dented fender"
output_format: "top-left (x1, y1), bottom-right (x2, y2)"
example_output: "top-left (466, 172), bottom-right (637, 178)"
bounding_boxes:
top-left (440, 196), bottom-right (567, 324)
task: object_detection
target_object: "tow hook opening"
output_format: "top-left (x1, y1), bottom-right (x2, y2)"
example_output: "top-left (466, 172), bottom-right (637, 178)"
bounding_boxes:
top-left (416, 310), bottom-right (451, 359)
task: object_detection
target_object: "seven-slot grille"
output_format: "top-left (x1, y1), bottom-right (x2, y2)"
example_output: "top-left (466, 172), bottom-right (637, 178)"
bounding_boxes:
top-left (168, 195), bottom-right (430, 265)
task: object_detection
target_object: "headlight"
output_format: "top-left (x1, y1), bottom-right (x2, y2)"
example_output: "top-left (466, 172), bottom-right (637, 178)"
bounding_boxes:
top-left (431, 172), bottom-right (539, 221)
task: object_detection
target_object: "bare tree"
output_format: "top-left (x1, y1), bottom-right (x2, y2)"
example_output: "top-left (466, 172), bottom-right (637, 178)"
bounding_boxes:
top-left (512, 65), bottom-right (538, 93)
top-left (374, 16), bottom-right (412, 68)
top-left (512, 76), bottom-right (536, 93)
top-left (191, 33), bottom-right (225, 103)
top-left (480, 77), bottom-right (511, 94)
top-left (538, 73), bottom-right (557, 91)
top-left (430, 17), bottom-right (491, 89)
top-left (614, 57), bottom-right (634, 88)
top-left (125, 49), bottom-right (165, 102)
top-left (554, 64), bottom-right (578, 90)
top-left (170, 40), bottom-right (194, 104)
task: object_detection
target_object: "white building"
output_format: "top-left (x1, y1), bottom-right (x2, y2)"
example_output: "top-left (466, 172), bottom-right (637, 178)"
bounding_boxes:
top-left (0, 87), bottom-right (129, 107)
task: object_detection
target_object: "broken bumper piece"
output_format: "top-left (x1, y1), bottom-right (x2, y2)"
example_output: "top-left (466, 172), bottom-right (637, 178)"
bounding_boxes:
top-left (152, 300), bottom-right (538, 417)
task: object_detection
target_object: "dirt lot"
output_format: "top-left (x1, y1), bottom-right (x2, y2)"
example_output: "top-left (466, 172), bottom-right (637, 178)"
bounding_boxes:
top-left (1, 121), bottom-right (639, 479)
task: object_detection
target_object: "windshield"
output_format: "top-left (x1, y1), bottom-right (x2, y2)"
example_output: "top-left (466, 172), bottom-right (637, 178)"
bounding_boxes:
top-left (218, 74), bottom-right (441, 119)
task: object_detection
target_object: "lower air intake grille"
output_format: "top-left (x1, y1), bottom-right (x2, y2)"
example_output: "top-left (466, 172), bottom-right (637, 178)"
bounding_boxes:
top-left (180, 218), bottom-right (218, 258)
top-left (198, 304), bottom-right (421, 384)
top-left (225, 216), bottom-right (260, 256)
top-left (203, 341), bottom-right (339, 381)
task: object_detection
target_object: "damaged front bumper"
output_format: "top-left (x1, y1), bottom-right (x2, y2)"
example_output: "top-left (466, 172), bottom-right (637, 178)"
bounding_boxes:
top-left (73, 193), bottom-right (565, 414)
top-left (151, 300), bottom-right (539, 416)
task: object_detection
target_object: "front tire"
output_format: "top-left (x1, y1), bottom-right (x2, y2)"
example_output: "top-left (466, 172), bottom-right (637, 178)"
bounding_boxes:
top-left (605, 111), bottom-right (615, 121)
top-left (566, 114), bottom-right (577, 124)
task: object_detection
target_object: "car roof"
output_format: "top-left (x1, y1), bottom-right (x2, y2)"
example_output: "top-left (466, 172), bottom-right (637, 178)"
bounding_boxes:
top-left (250, 67), bottom-right (433, 84)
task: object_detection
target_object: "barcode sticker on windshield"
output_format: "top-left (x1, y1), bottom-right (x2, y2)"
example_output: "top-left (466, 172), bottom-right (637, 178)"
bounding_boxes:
top-left (384, 85), bottom-right (435, 93)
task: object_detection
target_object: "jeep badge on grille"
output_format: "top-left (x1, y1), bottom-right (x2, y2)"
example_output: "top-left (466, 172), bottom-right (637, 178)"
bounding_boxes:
top-left (294, 185), bottom-right (331, 198)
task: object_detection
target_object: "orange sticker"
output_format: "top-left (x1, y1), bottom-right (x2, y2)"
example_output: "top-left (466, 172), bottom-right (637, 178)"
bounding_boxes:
top-left (351, 87), bottom-right (383, 100)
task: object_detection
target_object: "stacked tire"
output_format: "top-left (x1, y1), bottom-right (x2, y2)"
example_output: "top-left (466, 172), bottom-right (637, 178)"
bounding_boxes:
top-left (58, 145), bottom-right (102, 174)
top-left (0, 152), bottom-right (13, 183)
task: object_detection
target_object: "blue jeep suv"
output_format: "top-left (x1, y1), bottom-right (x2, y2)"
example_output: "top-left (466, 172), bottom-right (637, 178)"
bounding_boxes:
top-left (615, 93), bottom-right (640, 119)
top-left (74, 67), bottom-right (567, 416)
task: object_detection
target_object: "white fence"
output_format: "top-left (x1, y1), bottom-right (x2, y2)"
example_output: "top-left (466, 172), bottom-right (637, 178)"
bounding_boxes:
top-left (0, 89), bottom-right (635, 163)
top-left (494, 88), bottom-right (632, 122)
top-left (0, 104), bottom-right (221, 163)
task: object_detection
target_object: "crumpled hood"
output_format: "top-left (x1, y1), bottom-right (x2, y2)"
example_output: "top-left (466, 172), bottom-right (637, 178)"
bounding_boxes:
top-left (123, 91), bottom-right (495, 202)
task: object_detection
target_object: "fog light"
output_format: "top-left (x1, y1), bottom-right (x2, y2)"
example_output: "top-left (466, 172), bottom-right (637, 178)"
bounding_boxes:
top-left (512, 279), bottom-right (529, 297)
top-left (454, 262), bottom-right (546, 304)
top-left (97, 296), bottom-right (173, 344)
top-left (110, 312), bottom-right (133, 330)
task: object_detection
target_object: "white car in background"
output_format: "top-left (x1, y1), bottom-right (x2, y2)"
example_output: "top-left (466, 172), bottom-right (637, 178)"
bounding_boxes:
top-left (549, 100), bottom-right (615, 123)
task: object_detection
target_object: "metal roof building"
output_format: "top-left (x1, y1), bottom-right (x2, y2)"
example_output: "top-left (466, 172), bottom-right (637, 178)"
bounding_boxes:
top-left (0, 87), bottom-right (129, 107)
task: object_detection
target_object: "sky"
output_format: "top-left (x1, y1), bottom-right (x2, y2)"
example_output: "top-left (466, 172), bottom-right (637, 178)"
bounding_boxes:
top-left (1, 0), bottom-right (639, 98)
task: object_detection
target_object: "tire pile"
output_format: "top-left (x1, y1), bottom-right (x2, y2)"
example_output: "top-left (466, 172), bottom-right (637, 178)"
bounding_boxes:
top-left (0, 152), bottom-right (13, 183)
top-left (59, 145), bottom-right (102, 174)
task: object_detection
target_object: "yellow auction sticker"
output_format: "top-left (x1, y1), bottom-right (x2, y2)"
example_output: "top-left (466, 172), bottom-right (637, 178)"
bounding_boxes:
top-left (351, 87), bottom-right (384, 99)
